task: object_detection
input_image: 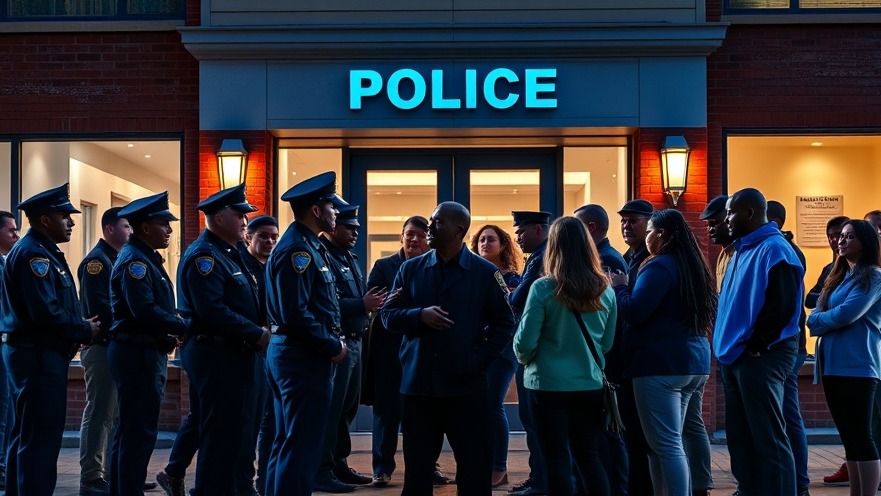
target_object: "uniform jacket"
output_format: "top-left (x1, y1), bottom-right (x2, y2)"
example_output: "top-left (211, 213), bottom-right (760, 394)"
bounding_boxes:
top-left (321, 236), bottom-right (369, 339)
top-left (380, 244), bottom-right (516, 397)
top-left (0, 229), bottom-right (91, 344)
top-left (809, 268), bottom-right (881, 381)
top-left (238, 243), bottom-right (268, 326)
top-left (110, 236), bottom-right (185, 342)
top-left (77, 239), bottom-right (118, 345)
top-left (265, 221), bottom-right (342, 358)
top-left (177, 229), bottom-right (264, 343)
top-left (510, 240), bottom-right (547, 318)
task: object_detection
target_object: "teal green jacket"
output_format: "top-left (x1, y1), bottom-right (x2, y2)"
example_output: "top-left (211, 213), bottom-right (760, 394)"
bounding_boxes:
top-left (513, 277), bottom-right (617, 392)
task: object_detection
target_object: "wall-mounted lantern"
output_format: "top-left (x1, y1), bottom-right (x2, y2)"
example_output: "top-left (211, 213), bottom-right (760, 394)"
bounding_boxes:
top-left (660, 135), bottom-right (691, 207)
top-left (216, 139), bottom-right (248, 190)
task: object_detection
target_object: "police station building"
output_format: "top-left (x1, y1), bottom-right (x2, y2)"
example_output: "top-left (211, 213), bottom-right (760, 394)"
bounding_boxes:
top-left (4, 0), bottom-right (881, 434)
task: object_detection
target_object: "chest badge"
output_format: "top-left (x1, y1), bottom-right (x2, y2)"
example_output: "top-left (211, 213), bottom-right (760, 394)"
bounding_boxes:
top-left (493, 270), bottom-right (509, 294)
top-left (195, 256), bottom-right (215, 276)
top-left (291, 251), bottom-right (312, 274)
top-left (128, 261), bottom-right (148, 280)
top-left (30, 258), bottom-right (51, 277)
top-left (86, 260), bottom-right (104, 275)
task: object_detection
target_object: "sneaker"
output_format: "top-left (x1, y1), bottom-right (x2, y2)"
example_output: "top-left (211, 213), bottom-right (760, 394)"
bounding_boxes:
top-left (145, 482), bottom-right (158, 491)
top-left (156, 471), bottom-right (187, 496)
top-left (80, 477), bottom-right (111, 496)
top-left (372, 473), bottom-right (391, 488)
top-left (333, 466), bottom-right (372, 485)
top-left (823, 462), bottom-right (849, 486)
top-left (511, 477), bottom-right (534, 493)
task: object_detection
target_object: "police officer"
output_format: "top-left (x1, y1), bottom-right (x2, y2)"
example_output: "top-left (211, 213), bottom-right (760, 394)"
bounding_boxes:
top-left (316, 204), bottom-right (386, 492)
top-left (237, 214), bottom-right (278, 496)
top-left (264, 171), bottom-right (347, 496)
top-left (0, 184), bottom-right (99, 496)
top-left (107, 192), bottom-right (185, 496)
top-left (380, 201), bottom-right (516, 496)
top-left (77, 207), bottom-right (132, 495)
top-left (171, 183), bottom-right (271, 496)
top-left (508, 210), bottom-right (551, 496)
top-left (0, 210), bottom-right (20, 490)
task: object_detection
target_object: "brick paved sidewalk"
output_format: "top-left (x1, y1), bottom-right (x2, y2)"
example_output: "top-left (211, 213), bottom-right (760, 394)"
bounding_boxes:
top-left (44, 434), bottom-right (851, 495)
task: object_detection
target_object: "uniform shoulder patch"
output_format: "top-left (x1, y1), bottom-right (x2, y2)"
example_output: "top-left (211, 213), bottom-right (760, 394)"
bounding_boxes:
top-left (86, 260), bottom-right (103, 275)
top-left (195, 256), bottom-right (215, 276)
top-left (128, 261), bottom-right (147, 280)
top-left (30, 257), bottom-right (51, 277)
top-left (493, 270), bottom-right (509, 294)
top-left (291, 251), bottom-right (312, 274)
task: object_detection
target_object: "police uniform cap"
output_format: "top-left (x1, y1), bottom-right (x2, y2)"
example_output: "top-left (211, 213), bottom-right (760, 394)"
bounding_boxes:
top-left (280, 171), bottom-right (339, 208)
top-left (247, 215), bottom-right (278, 230)
top-left (118, 192), bottom-right (179, 223)
top-left (336, 205), bottom-right (360, 227)
top-left (699, 195), bottom-right (729, 220)
top-left (512, 211), bottom-right (552, 227)
top-left (17, 183), bottom-right (80, 216)
top-left (617, 199), bottom-right (654, 217)
top-left (198, 183), bottom-right (258, 215)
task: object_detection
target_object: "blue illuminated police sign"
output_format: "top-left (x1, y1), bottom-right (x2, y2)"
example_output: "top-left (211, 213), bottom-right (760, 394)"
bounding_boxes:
top-left (349, 68), bottom-right (557, 110)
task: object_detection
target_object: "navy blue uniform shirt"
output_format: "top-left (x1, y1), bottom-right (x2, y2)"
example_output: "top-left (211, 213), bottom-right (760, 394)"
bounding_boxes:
top-left (321, 236), bottom-right (369, 339)
top-left (77, 239), bottom-right (118, 345)
top-left (178, 229), bottom-right (264, 343)
top-left (0, 229), bottom-right (91, 343)
top-left (380, 244), bottom-right (516, 397)
top-left (509, 240), bottom-right (547, 318)
top-left (110, 236), bottom-right (185, 342)
top-left (265, 221), bottom-right (342, 358)
top-left (238, 242), bottom-right (268, 326)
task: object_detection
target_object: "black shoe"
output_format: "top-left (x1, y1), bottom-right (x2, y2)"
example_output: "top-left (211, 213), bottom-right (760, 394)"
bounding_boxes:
top-left (433, 469), bottom-right (453, 485)
top-left (372, 473), bottom-right (391, 488)
top-left (236, 484), bottom-right (261, 496)
top-left (145, 482), bottom-right (158, 491)
top-left (314, 474), bottom-right (356, 493)
top-left (156, 471), bottom-right (187, 496)
top-left (511, 488), bottom-right (546, 496)
top-left (334, 466), bottom-right (372, 485)
top-left (80, 477), bottom-right (111, 496)
top-left (511, 477), bottom-right (533, 492)
top-left (0, 464), bottom-right (6, 490)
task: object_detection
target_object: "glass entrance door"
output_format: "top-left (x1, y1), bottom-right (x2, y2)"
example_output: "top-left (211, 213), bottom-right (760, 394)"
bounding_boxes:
top-left (346, 148), bottom-right (559, 271)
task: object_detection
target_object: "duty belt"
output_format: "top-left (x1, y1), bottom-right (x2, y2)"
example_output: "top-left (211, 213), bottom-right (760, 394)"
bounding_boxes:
top-left (270, 324), bottom-right (342, 336)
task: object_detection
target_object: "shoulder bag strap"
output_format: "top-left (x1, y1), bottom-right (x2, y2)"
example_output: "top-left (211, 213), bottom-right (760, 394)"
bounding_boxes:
top-left (571, 308), bottom-right (605, 373)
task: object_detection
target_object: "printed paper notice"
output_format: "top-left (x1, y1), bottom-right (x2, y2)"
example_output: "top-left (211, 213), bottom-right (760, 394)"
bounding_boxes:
top-left (796, 196), bottom-right (843, 247)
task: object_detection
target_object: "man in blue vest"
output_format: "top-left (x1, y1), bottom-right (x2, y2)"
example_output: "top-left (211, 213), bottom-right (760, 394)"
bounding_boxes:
top-left (715, 188), bottom-right (803, 496)
top-left (1, 184), bottom-right (99, 496)
top-left (264, 171), bottom-right (347, 496)
top-left (381, 201), bottom-right (515, 496)
top-left (508, 210), bottom-right (551, 496)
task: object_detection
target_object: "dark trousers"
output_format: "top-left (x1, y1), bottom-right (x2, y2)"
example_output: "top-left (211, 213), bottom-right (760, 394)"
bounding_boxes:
top-left (0, 345), bottom-right (15, 471)
top-left (619, 377), bottom-right (653, 496)
top-left (107, 340), bottom-right (167, 496)
top-left (515, 364), bottom-right (546, 489)
top-left (370, 330), bottom-right (403, 478)
top-left (265, 339), bottom-right (334, 496)
top-left (783, 352), bottom-right (810, 489)
top-left (823, 375), bottom-right (880, 461)
top-left (255, 358), bottom-right (275, 495)
top-left (239, 354), bottom-right (270, 492)
top-left (184, 339), bottom-right (256, 496)
top-left (318, 338), bottom-right (362, 478)
top-left (401, 390), bottom-right (491, 496)
top-left (720, 336), bottom-right (797, 496)
top-left (530, 389), bottom-right (609, 496)
top-left (598, 430), bottom-right (629, 496)
top-left (3, 344), bottom-right (69, 496)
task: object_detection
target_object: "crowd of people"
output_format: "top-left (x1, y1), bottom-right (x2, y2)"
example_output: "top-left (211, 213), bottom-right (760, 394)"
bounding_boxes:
top-left (0, 171), bottom-right (880, 496)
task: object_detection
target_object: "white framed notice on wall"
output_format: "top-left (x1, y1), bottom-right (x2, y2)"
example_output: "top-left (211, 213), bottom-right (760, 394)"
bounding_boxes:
top-left (796, 195), bottom-right (843, 247)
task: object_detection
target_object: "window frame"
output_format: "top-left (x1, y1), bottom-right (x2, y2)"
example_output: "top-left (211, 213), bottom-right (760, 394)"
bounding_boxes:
top-left (724, 0), bottom-right (881, 15)
top-left (1, 0), bottom-right (184, 21)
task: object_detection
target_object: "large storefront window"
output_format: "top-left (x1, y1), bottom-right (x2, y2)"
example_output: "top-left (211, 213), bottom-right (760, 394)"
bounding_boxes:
top-left (562, 146), bottom-right (629, 252)
top-left (276, 148), bottom-right (343, 232)
top-left (727, 134), bottom-right (881, 351)
top-left (19, 140), bottom-right (182, 285)
top-left (0, 142), bottom-right (10, 212)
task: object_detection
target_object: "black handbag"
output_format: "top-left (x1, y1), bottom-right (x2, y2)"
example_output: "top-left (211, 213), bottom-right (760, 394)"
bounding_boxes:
top-left (571, 309), bottom-right (625, 434)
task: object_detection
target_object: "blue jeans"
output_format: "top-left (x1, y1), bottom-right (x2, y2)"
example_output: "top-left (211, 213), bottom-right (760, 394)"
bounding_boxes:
top-left (487, 357), bottom-right (517, 472)
top-left (682, 378), bottom-right (713, 491)
top-left (783, 352), bottom-right (809, 490)
top-left (633, 374), bottom-right (708, 496)
top-left (721, 336), bottom-right (797, 496)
